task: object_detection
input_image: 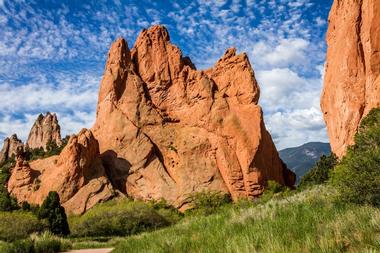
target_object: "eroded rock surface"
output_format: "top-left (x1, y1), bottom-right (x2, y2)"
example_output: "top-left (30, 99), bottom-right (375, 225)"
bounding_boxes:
top-left (92, 25), bottom-right (294, 209)
top-left (8, 129), bottom-right (115, 214)
top-left (0, 134), bottom-right (24, 163)
top-left (27, 112), bottom-right (62, 150)
top-left (321, 0), bottom-right (380, 157)
top-left (8, 25), bottom-right (295, 212)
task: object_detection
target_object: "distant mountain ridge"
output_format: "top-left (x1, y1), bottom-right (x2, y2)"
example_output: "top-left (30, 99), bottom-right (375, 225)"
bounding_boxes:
top-left (279, 142), bottom-right (331, 184)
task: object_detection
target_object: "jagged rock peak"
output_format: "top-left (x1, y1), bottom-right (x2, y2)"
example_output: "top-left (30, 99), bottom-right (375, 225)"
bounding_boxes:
top-left (321, 0), bottom-right (380, 157)
top-left (135, 25), bottom-right (171, 44)
top-left (0, 134), bottom-right (24, 163)
top-left (26, 112), bottom-right (62, 150)
top-left (92, 25), bottom-right (295, 209)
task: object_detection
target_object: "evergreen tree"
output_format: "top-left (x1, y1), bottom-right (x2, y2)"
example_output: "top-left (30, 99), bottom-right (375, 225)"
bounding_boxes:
top-left (299, 153), bottom-right (338, 188)
top-left (331, 108), bottom-right (380, 206)
top-left (38, 191), bottom-right (70, 236)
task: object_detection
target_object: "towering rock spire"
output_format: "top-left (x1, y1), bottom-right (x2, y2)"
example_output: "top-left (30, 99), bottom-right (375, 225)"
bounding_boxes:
top-left (93, 25), bottom-right (295, 208)
top-left (321, 0), bottom-right (380, 157)
top-left (26, 112), bottom-right (62, 150)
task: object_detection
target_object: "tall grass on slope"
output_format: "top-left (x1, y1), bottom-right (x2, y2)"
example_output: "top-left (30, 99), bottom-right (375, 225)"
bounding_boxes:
top-left (113, 186), bottom-right (380, 253)
top-left (69, 198), bottom-right (182, 237)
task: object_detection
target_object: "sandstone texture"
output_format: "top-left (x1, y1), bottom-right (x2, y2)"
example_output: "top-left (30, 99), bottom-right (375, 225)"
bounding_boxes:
top-left (92, 25), bottom-right (294, 209)
top-left (7, 25), bottom-right (294, 213)
top-left (321, 0), bottom-right (380, 157)
top-left (8, 129), bottom-right (115, 214)
top-left (27, 112), bottom-right (62, 150)
top-left (0, 134), bottom-right (24, 163)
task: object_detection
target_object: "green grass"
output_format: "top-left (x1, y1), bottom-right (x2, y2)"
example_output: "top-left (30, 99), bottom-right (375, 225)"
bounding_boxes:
top-left (113, 186), bottom-right (380, 253)
top-left (69, 237), bottom-right (124, 249)
top-left (0, 232), bottom-right (72, 253)
top-left (68, 198), bottom-right (182, 237)
top-left (0, 211), bottom-right (46, 241)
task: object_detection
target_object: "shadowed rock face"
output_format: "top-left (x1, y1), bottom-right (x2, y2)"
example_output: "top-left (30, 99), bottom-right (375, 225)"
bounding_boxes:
top-left (0, 134), bottom-right (24, 163)
top-left (27, 112), bottom-right (62, 151)
top-left (92, 25), bottom-right (295, 209)
top-left (321, 0), bottom-right (380, 157)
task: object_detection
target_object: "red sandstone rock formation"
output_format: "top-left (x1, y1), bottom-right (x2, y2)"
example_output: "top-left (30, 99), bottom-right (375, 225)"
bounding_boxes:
top-left (321, 0), bottom-right (380, 157)
top-left (0, 134), bottom-right (24, 163)
top-left (92, 25), bottom-right (294, 209)
top-left (8, 25), bottom-right (294, 213)
top-left (27, 112), bottom-right (62, 151)
top-left (8, 129), bottom-right (115, 214)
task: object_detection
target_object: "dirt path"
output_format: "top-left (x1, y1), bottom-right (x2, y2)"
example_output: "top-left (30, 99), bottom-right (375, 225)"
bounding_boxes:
top-left (61, 248), bottom-right (114, 253)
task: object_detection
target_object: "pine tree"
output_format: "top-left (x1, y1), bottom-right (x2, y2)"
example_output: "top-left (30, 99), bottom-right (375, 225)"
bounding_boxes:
top-left (38, 191), bottom-right (70, 236)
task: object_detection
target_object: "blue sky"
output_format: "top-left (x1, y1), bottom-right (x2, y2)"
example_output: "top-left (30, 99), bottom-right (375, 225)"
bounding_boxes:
top-left (0, 0), bottom-right (332, 150)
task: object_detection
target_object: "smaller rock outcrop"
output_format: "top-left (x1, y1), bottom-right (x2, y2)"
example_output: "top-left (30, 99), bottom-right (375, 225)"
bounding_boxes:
top-left (0, 134), bottom-right (24, 163)
top-left (26, 112), bottom-right (62, 151)
top-left (8, 129), bottom-right (115, 214)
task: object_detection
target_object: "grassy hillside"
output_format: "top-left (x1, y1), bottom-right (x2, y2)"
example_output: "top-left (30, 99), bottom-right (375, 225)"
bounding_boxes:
top-left (113, 186), bottom-right (380, 253)
top-left (280, 142), bottom-right (331, 183)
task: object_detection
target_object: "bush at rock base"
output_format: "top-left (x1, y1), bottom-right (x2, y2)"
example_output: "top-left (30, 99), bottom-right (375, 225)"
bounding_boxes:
top-left (331, 108), bottom-right (380, 206)
top-left (0, 158), bottom-right (19, 212)
top-left (299, 153), bottom-right (338, 189)
top-left (184, 191), bottom-right (232, 216)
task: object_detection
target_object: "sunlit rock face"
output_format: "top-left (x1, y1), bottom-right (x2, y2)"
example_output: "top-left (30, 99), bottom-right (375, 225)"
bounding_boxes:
top-left (92, 25), bottom-right (295, 210)
top-left (0, 134), bottom-right (24, 163)
top-left (321, 0), bottom-right (380, 157)
top-left (8, 25), bottom-right (295, 213)
top-left (8, 129), bottom-right (115, 214)
top-left (26, 112), bottom-right (62, 151)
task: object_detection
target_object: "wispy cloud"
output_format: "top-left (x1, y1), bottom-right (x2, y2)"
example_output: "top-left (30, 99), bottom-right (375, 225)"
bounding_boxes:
top-left (0, 0), bottom-right (333, 149)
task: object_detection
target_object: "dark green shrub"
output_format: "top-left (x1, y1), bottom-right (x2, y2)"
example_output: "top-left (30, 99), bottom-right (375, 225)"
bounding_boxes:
top-left (0, 193), bottom-right (18, 211)
top-left (10, 239), bottom-right (34, 253)
top-left (299, 153), bottom-right (338, 188)
top-left (185, 191), bottom-right (232, 216)
top-left (69, 199), bottom-right (173, 237)
top-left (38, 192), bottom-right (70, 236)
top-left (148, 199), bottom-right (183, 224)
top-left (0, 211), bottom-right (46, 241)
top-left (0, 158), bottom-right (19, 211)
top-left (331, 108), bottom-right (380, 206)
top-left (0, 158), bottom-right (15, 184)
top-left (21, 202), bottom-right (31, 211)
top-left (265, 180), bottom-right (286, 194)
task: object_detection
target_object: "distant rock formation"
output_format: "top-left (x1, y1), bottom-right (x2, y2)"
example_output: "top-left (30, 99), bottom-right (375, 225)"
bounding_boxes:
top-left (0, 134), bottom-right (24, 163)
top-left (27, 112), bottom-right (62, 151)
top-left (321, 0), bottom-right (380, 157)
top-left (8, 129), bottom-right (115, 214)
top-left (92, 25), bottom-right (295, 209)
top-left (8, 25), bottom-right (295, 213)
